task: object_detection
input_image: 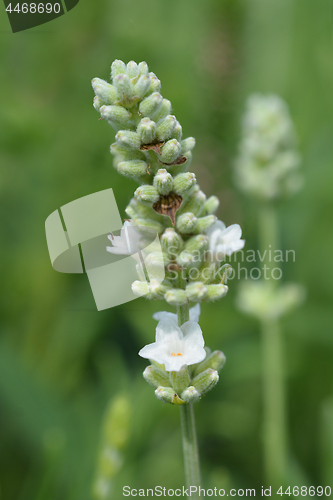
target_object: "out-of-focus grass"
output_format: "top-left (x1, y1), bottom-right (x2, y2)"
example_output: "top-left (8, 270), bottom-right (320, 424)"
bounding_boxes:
top-left (0, 0), bottom-right (332, 498)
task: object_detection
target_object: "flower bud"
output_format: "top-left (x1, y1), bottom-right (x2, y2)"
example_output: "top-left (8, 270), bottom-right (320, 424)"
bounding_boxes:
top-left (176, 213), bottom-right (198, 233)
top-left (116, 160), bottom-right (148, 178)
top-left (113, 74), bottom-right (133, 99)
top-left (173, 173), bottom-right (196, 195)
top-left (91, 78), bottom-right (118, 104)
top-left (180, 386), bottom-right (201, 404)
top-left (100, 105), bottom-right (132, 127)
top-left (150, 280), bottom-right (171, 299)
top-left (160, 139), bottom-right (182, 164)
top-left (184, 234), bottom-right (208, 254)
top-left (138, 61), bottom-right (149, 75)
top-left (137, 117), bottom-right (156, 144)
top-left (193, 351), bottom-right (226, 377)
top-left (132, 216), bottom-right (163, 237)
top-left (134, 185), bottom-right (159, 203)
top-left (155, 115), bottom-right (177, 142)
top-left (133, 75), bottom-right (151, 99)
top-left (170, 121), bottom-right (182, 141)
top-left (153, 169), bottom-right (173, 195)
top-left (205, 284), bottom-right (228, 301)
top-left (148, 73), bottom-right (161, 93)
top-left (111, 59), bottom-right (126, 79)
top-left (126, 60), bottom-right (139, 79)
top-left (131, 280), bottom-right (151, 298)
top-left (170, 366), bottom-right (190, 394)
top-left (144, 251), bottom-right (167, 281)
top-left (164, 289), bottom-right (188, 306)
top-left (192, 368), bottom-right (219, 395)
top-left (153, 99), bottom-right (172, 123)
top-left (181, 137), bottom-right (195, 154)
top-left (185, 282), bottom-right (208, 301)
top-left (202, 195), bottom-right (220, 215)
top-left (181, 189), bottom-right (206, 216)
top-left (160, 228), bottom-right (184, 258)
top-left (155, 387), bottom-right (185, 405)
top-left (93, 96), bottom-right (104, 112)
top-left (116, 130), bottom-right (141, 150)
top-left (143, 365), bottom-right (171, 388)
top-left (139, 92), bottom-right (163, 118)
top-left (176, 250), bottom-right (199, 270)
top-left (194, 215), bottom-right (217, 233)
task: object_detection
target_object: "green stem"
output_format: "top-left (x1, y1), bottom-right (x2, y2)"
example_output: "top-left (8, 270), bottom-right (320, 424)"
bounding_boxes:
top-left (180, 403), bottom-right (201, 494)
top-left (177, 293), bottom-right (201, 495)
top-left (259, 205), bottom-right (288, 489)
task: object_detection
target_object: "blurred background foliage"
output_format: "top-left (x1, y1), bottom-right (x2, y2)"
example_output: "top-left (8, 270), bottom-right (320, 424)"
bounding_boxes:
top-left (0, 0), bottom-right (332, 498)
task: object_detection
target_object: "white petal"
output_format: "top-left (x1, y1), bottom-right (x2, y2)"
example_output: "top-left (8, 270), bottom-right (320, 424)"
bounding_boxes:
top-left (138, 342), bottom-right (166, 364)
top-left (106, 245), bottom-right (130, 255)
top-left (152, 311), bottom-right (178, 323)
top-left (163, 356), bottom-right (187, 372)
top-left (189, 304), bottom-right (201, 323)
top-left (155, 319), bottom-right (183, 342)
top-left (182, 345), bottom-right (206, 366)
top-left (219, 224), bottom-right (242, 243)
top-left (180, 321), bottom-right (205, 348)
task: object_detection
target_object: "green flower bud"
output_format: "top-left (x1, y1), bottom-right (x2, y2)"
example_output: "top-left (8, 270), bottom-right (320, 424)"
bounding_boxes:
top-left (193, 351), bottom-right (226, 377)
top-left (160, 139), bottom-right (182, 164)
top-left (111, 59), bottom-right (126, 79)
top-left (148, 73), bottom-right (161, 93)
top-left (134, 185), bottom-right (159, 203)
top-left (116, 131), bottom-right (141, 150)
top-left (126, 60), bottom-right (139, 79)
top-left (194, 215), bottom-right (217, 233)
top-left (116, 160), bottom-right (148, 179)
top-left (93, 96), bottom-right (104, 112)
top-left (205, 284), bottom-right (228, 301)
top-left (131, 281), bottom-right (152, 298)
top-left (143, 365), bottom-right (171, 388)
top-left (202, 195), bottom-right (220, 215)
top-left (137, 117), bottom-right (156, 144)
top-left (160, 228), bottom-right (184, 258)
top-left (170, 366), bottom-right (190, 394)
top-left (180, 189), bottom-right (206, 216)
top-left (150, 280), bottom-right (172, 299)
top-left (180, 386), bottom-right (201, 404)
top-left (184, 234), bottom-right (209, 254)
top-left (185, 282), bottom-right (208, 301)
top-left (113, 74), bottom-right (133, 99)
top-left (133, 75), bottom-right (151, 99)
top-left (176, 213), bottom-right (198, 233)
top-left (153, 169), bottom-right (173, 195)
top-left (164, 289), bottom-right (188, 306)
top-left (138, 61), bottom-right (149, 75)
top-left (132, 216), bottom-right (164, 237)
top-left (139, 92), bottom-right (163, 118)
top-left (91, 78), bottom-right (118, 104)
top-left (192, 368), bottom-right (219, 395)
top-left (153, 99), bottom-right (172, 123)
top-left (173, 173), bottom-right (196, 195)
top-left (192, 261), bottom-right (217, 284)
top-left (126, 198), bottom-right (164, 221)
top-left (100, 105), bottom-right (132, 127)
top-left (155, 115), bottom-right (177, 142)
top-left (111, 143), bottom-right (146, 162)
top-left (181, 137), bottom-right (196, 154)
top-left (155, 387), bottom-right (185, 405)
top-left (176, 250), bottom-right (199, 270)
top-left (170, 121), bottom-right (182, 141)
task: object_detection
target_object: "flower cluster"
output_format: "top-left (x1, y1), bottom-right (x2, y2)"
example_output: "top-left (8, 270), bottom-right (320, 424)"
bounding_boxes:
top-left (234, 94), bottom-right (302, 200)
top-left (92, 60), bottom-right (244, 403)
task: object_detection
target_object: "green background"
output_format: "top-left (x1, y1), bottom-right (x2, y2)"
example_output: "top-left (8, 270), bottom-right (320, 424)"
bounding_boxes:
top-left (0, 0), bottom-right (332, 498)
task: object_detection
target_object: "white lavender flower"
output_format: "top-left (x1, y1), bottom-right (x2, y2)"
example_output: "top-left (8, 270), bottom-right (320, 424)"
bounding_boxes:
top-left (206, 220), bottom-right (245, 261)
top-left (139, 318), bottom-right (206, 372)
